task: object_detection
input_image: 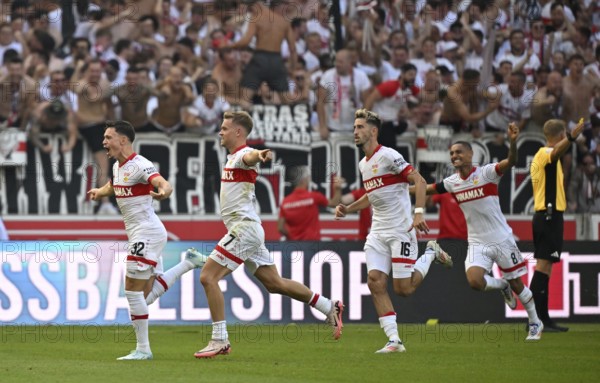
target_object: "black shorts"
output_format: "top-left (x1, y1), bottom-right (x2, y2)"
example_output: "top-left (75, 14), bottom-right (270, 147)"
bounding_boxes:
top-left (240, 50), bottom-right (289, 92)
top-left (79, 123), bottom-right (106, 153)
top-left (532, 211), bottom-right (564, 263)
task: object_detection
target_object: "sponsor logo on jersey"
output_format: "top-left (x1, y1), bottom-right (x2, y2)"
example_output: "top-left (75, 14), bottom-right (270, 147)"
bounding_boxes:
top-left (454, 187), bottom-right (485, 202)
top-left (221, 168), bottom-right (258, 183)
top-left (144, 167), bottom-right (157, 175)
top-left (114, 187), bottom-right (134, 197)
top-left (453, 183), bottom-right (498, 203)
top-left (364, 177), bottom-right (385, 191)
top-left (113, 183), bottom-right (153, 198)
top-left (223, 170), bottom-right (235, 180)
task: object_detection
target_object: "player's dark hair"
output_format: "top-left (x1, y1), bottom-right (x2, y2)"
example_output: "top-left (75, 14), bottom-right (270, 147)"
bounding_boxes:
top-left (453, 141), bottom-right (473, 151)
top-left (106, 120), bottom-right (136, 143)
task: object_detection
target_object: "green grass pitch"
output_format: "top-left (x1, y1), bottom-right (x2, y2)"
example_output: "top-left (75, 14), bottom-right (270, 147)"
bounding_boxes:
top-left (1, 323), bottom-right (599, 383)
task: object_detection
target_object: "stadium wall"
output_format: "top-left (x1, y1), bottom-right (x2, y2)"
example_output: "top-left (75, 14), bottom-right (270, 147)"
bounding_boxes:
top-left (1, 241), bottom-right (598, 325)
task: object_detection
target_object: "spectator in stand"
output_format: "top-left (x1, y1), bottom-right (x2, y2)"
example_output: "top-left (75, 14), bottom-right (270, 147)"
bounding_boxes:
top-left (496, 60), bottom-right (514, 85)
top-left (114, 67), bottom-right (157, 133)
top-left (282, 17), bottom-right (307, 60)
top-left (494, 29), bottom-right (541, 82)
top-left (182, 77), bottom-right (231, 136)
top-left (568, 153), bottom-right (600, 214)
top-left (28, 99), bottom-right (77, 156)
top-left (364, 63), bottom-right (419, 148)
top-left (340, 188), bottom-right (371, 241)
top-left (380, 46), bottom-right (413, 83)
top-left (113, 39), bottom-right (134, 85)
top-left (288, 65), bottom-right (311, 104)
top-left (534, 65), bottom-right (551, 90)
top-left (439, 69), bottom-right (497, 135)
top-left (317, 49), bottom-right (371, 140)
top-left (563, 54), bottom-right (594, 125)
top-left (485, 71), bottom-right (533, 132)
top-left (0, 57), bottom-right (37, 130)
top-left (73, 58), bottom-right (117, 214)
top-left (0, 22), bottom-right (23, 66)
top-left (278, 166), bottom-right (343, 241)
top-left (411, 37), bottom-right (457, 85)
top-left (303, 32), bottom-right (321, 72)
top-left (529, 71), bottom-right (564, 133)
top-left (151, 65), bottom-right (194, 134)
top-left (40, 70), bottom-right (77, 111)
top-left (550, 51), bottom-right (567, 75)
top-left (211, 48), bottom-right (243, 106)
top-left (307, 1), bottom-right (332, 55)
top-left (583, 46), bottom-right (600, 87)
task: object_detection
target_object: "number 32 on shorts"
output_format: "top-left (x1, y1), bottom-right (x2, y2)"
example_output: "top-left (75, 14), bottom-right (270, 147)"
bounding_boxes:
top-left (130, 242), bottom-right (146, 257)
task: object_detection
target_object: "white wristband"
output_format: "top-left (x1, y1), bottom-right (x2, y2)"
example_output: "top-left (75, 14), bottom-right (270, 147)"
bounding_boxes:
top-left (414, 207), bottom-right (424, 215)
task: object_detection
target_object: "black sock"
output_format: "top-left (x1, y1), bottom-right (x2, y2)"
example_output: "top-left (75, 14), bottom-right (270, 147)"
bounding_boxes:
top-left (530, 271), bottom-right (550, 322)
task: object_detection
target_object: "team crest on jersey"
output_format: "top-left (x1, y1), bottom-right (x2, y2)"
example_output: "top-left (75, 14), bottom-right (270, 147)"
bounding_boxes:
top-left (473, 176), bottom-right (479, 185)
top-left (372, 164), bottom-right (379, 174)
top-left (123, 172), bottom-right (130, 182)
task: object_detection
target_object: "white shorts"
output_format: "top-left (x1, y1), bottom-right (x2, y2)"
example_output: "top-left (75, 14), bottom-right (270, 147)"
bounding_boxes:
top-left (210, 221), bottom-right (274, 274)
top-left (125, 234), bottom-right (166, 279)
top-left (465, 237), bottom-right (527, 280)
top-left (364, 230), bottom-right (418, 279)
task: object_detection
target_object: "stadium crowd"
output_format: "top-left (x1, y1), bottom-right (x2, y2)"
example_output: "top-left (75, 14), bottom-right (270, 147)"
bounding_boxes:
top-left (0, 0), bottom-right (599, 214)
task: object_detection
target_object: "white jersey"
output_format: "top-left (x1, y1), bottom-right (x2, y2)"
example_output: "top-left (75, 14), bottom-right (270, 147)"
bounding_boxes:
top-left (440, 163), bottom-right (512, 244)
top-left (485, 84), bottom-right (533, 130)
top-left (359, 145), bottom-right (414, 233)
top-left (112, 153), bottom-right (167, 238)
top-left (220, 145), bottom-right (261, 230)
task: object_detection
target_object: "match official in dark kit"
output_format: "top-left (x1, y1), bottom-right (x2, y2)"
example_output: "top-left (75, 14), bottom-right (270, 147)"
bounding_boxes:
top-left (529, 118), bottom-right (584, 332)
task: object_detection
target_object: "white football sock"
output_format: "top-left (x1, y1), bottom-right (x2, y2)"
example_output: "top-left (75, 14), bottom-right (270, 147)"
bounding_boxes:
top-left (414, 248), bottom-right (436, 279)
top-left (308, 293), bottom-right (333, 315)
top-left (146, 259), bottom-right (195, 305)
top-left (484, 275), bottom-right (507, 291)
top-left (125, 290), bottom-right (151, 353)
top-left (518, 287), bottom-right (540, 323)
top-left (379, 312), bottom-right (400, 342)
top-left (212, 320), bottom-right (228, 341)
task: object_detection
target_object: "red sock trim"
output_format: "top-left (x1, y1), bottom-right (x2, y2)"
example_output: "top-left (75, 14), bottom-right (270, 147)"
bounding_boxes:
top-left (131, 314), bottom-right (149, 320)
top-left (309, 293), bottom-right (320, 307)
top-left (381, 311), bottom-right (396, 318)
top-left (156, 275), bottom-right (168, 291)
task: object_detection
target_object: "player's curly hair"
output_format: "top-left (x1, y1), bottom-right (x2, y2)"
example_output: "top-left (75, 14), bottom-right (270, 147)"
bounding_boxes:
top-left (224, 111), bottom-right (254, 135)
top-left (354, 109), bottom-right (381, 129)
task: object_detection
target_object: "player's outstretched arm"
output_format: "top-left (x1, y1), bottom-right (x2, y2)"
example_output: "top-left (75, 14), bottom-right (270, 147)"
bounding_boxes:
top-left (550, 118), bottom-right (585, 162)
top-left (87, 181), bottom-right (114, 201)
top-left (150, 176), bottom-right (173, 201)
top-left (497, 122), bottom-right (519, 174)
top-left (243, 149), bottom-right (273, 166)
